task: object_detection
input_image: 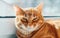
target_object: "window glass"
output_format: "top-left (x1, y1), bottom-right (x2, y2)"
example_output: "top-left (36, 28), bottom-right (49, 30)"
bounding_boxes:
top-left (0, 0), bottom-right (60, 16)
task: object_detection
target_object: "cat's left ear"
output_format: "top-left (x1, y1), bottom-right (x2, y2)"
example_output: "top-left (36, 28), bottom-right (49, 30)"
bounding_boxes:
top-left (36, 3), bottom-right (43, 12)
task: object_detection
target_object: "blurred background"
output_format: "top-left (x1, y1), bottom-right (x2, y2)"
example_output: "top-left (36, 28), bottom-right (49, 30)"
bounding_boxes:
top-left (0, 0), bottom-right (60, 16)
top-left (0, 0), bottom-right (60, 38)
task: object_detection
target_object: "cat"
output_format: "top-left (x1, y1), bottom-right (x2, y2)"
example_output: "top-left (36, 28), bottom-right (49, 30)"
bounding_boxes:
top-left (14, 3), bottom-right (59, 38)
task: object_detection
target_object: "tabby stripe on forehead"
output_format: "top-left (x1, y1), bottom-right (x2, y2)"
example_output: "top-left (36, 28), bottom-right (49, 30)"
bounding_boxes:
top-left (31, 9), bottom-right (37, 17)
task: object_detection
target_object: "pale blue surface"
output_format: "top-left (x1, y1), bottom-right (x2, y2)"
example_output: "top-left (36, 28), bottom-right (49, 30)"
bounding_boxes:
top-left (0, 34), bottom-right (17, 38)
top-left (0, 18), bottom-right (16, 38)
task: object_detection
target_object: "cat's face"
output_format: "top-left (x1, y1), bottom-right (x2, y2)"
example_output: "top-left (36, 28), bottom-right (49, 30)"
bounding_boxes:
top-left (14, 4), bottom-right (44, 35)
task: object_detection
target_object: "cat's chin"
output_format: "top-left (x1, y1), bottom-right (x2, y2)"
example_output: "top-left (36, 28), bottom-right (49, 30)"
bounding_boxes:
top-left (16, 24), bottom-right (40, 35)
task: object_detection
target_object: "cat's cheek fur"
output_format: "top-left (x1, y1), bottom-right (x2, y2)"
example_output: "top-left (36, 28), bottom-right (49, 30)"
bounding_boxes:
top-left (16, 23), bottom-right (40, 35)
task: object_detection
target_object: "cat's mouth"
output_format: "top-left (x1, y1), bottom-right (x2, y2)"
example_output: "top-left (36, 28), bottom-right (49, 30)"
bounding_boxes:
top-left (16, 24), bottom-right (40, 35)
top-left (20, 24), bottom-right (39, 31)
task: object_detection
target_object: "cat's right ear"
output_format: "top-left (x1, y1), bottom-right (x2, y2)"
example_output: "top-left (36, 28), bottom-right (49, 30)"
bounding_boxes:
top-left (35, 3), bottom-right (43, 13)
top-left (13, 5), bottom-right (25, 16)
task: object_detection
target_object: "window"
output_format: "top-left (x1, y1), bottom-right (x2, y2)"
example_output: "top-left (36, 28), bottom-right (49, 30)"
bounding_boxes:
top-left (0, 0), bottom-right (60, 17)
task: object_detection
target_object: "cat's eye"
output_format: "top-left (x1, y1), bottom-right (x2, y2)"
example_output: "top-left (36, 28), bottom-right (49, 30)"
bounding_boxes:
top-left (21, 18), bottom-right (28, 22)
top-left (32, 18), bottom-right (39, 22)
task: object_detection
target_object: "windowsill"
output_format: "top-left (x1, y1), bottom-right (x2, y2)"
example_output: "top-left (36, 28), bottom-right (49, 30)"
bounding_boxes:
top-left (0, 16), bottom-right (60, 18)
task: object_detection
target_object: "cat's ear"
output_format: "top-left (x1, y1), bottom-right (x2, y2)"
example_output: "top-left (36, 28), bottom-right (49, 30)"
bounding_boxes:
top-left (13, 5), bottom-right (25, 16)
top-left (36, 3), bottom-right (43, 12)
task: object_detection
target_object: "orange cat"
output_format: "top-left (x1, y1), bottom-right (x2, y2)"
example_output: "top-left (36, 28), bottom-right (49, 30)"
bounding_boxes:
top-left (14, 3), bottom-right (59, 38)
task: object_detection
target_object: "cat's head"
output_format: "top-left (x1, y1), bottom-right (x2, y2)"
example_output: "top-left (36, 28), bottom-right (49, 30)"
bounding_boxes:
top-left (14, 3), bottom-right (44, 35)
